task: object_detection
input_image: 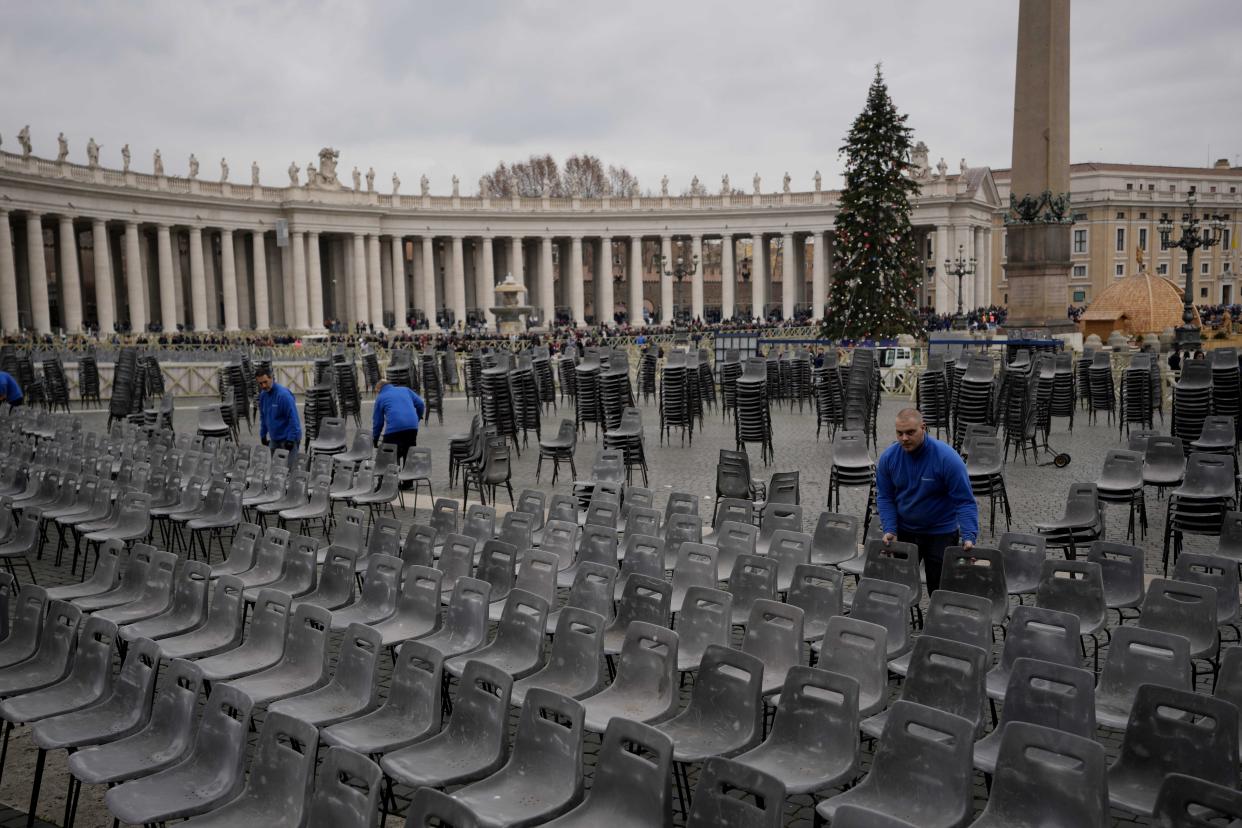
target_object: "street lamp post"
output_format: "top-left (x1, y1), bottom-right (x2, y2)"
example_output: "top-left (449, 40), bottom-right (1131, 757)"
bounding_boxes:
top-left (943, 244), bottom-right (976, 330)
top-left (652, 247), bottom-right (699, 325)
top-left (1159, 193), bottom-right (1226, 350)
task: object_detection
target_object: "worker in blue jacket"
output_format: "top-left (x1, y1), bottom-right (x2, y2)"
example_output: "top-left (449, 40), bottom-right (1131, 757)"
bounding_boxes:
top-left (372, 380), bottom-right (427, 479)
top-left (876, 407), bottom-right (979, 594)
top-left (257, 367), bottom-right (302, 466)
top-left (0, 371), bottom-right (23, 409)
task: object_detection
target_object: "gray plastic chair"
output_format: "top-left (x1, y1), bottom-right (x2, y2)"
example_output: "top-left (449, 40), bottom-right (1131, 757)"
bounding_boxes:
top-left (861, 634), bottom-right (988, 740)
top-left (121, 558), bottom-right (212, 641)
top-left (0, 586), bottom-right (49, 669)
top-left (603, 574), bottom-right (671, 656)
top-left (813, 615), bottom-right (889, 718)
top-left (997, 532), bottom-right (1046, 601)
top-left (973, 657), bottom-right (1096, 775)
top-left (675, 586), bottom-right (732, 674)
top-left (269, 622), bottom-right (382, 727)
top-left (1175, 550), bottom-right (1242, 629)
top-left (831, 805), bottom-right (919, 827)
top-left (1095, 625), bottom-right (1191, 730)
top-left (436, 533), bottom-right (479, 595)
top-left (322, 641), bottom-right (443, 757)
top-left (497, 510), bottom-right (534, 555)
top-left (195, 589), bottom-right (292, 682)
top-left (817, 701), bottom-right (975, 828)
top-left (405, 788), bottom-right (482, 827)
top-left (418, 577), bottom-right (491, 661)
top-left (513, 607), bottom-right (605, 707)
top-left (547, 562), bottom-right (616, 633)
top-left (44, 539), bottom-right (124, 601)
top-left (371, 565), bottom-right (442, 646)
top-left (209, 522), bottom-right (262, 578)
top-left (742, 599), bottom-right (803, 698)
top-left (223, 603), bottom-right (331, 707)
top-left (623, 506), bottom-right (662, 542)
top-left (1139, 577), bottom-right (1221, 684)
top-left (969, 722), bottom-right (1108, 828)
top-left (810, 511), bottom-right (860, 567)
top-left (331, 553), bottom-right (402, 631)
top-left (714, 520), bottom-right (759, 581)
top-left (402, 524), bottom-right (437, 569)
top-left (888, 590), bottom-right (993, 677)
top-left (304, 746), bottom-right (383, 828)
top-left (0, 600), bottom-right (80, 698)
top-left (447, 589), bottom-right (549, 681)
top-left (735, 665), bottom-right (859, 795)
top-left (765, 529), bottom-right (811, 593)
top-left (293, 546), bottom-right (358, 611)
top-left (1034, 558), bottom-right (1107, 669)
top-left (71, 543), bottom-right (155, 612)
top-left (555, 524), bottom-right (612, 588)
top-left (1108, 684), bottom-right (1239, 816)
top-left (93, 548), bottom-right (179, 626)
top-left (686, 757), bottom-right (784, 828)
top-left (938, 545), bottom-right (1008, 625)
top-left (1087, 540), bottom-right (1146, 620)
top-left (541, 718), bottom-right (673, 828)
top-left (848, 578), bottom-right (913, 660)
top-left (67, 658), bottom-right (204, 798)
top-left (246, 534), bottom-right (318, 603)
top-left (986, 605), bottom-right (1081, 701)
top-left (490, 547), bottom-right (557, 620)
top-left (476, 538), bottom-right (517, 605)
top-left (179, 711), bottom-right (320, 828)
top-left (157, 574), bottom-right (246, 660)
top-left (450, 688), bottom-right (585, 826)
top-left (1151, 773), bottom-right (1242, 827)
top-left (233, 526), bottom-right (292, 590)
top-left (614, 533), bottom-right (665, 600)
top-left (582, 620), bottom-right (679, 733)
top-left (787, 563), bottom-right (842, 641)
top-left (727, 554), bottom-right (778, 627)
top-left (661, 513), bottom-right (704, 570)
top-left (669, 542), bottom-right (718, 614)
top-left (104, 683), bottom-right (255, 824)
top-left (380, 660), bottom-right (512, 792)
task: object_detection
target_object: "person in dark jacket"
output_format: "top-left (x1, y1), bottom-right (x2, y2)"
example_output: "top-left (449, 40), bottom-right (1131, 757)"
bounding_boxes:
top-left (0, 371), bottom-right (23, 409)
top-left (876, 407), bottom-right (979, 594)
top-left (257, 367), bottom-right (302, 466)
top-left (372, 381), bottom-right (427, 478)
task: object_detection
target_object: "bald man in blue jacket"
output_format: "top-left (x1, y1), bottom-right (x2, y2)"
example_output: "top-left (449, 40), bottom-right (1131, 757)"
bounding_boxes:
top-left (372, 381), bottom-right (427, 483)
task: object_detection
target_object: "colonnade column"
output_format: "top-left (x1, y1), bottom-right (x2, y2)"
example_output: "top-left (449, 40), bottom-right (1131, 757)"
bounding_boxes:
top-left (123, 222), bottom-right (147, 333)
top-left (973, 227), bottom-right (987, 308)
top-left (934, 225), bottom-right (951, 315)
top-left (307, 232), bottom-right (324, 331)
top-left (720, 235), bottom-right (735, 321)
top-left (352, 233), bottom-right (369, 328)
top-left (480, 236), bottom-right (496, 329)
top-left (599, 237), bottom-right (614, 326)
top-left (509, 237), bottom-right (524, 287)
top-left (25, 213), bottom-right (50, 333)
top-left (660, 236), bottom-right (673, 324)
top-left (420, 238), bottom-right (439, 331)
top-left (233, 232), bottom-right (250, 328)
top-left (751, 234), bottom-right (767, 321)
top-left (379, 239), bottom-right (393, 329)
top-left (628, 237), bottom-right (644, 327)
top-left (0, 212), bottom-right (18, 334)
top-left (812, 230), bottom-right (827, 321)
top-left (291, 230), bottom-right (309, 329)
top-left (569, 236), bottom-right (585, 327)
top-left (367, 235), bottom-right (383, 328)
top-left (58, 217), bottom-right (83, 332)
top-left (781, 232), bottom-right (796, 321)
top-left (691, 235), bottom-right (704, 322)
top-left (450, 236), bottom-right (466, 329)
top-left (188, 226), bottom-right (207, 331)
top-left (252, 231), bottom-right (270, 330)
top-left (219, 229), bottom-right (239, 331)
top-left (390, 237), bottom-right (408, 330)
top-left (540, 237), bottom-right (555, 327)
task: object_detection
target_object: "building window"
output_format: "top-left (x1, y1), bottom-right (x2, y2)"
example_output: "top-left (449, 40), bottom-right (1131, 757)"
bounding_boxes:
top-left (1003, 234), bottom-right (1008, 259)
top-left (1202, 261), bottom-right (1210, 276)
top-left (1224, 229), bottom-right (1231, 250)
top-left (1139, 228), bottom-right (1148, 250)
top-left (1072, 265), bottom-right (1087, 279)
top-left (1116, 211), bottom-right (1126, 220)
top-left (1211, 186), bottom-right (1217, 193)
top-left (1139, 212), bottom-right (1147, 220)
top-left (1201, 286), bottom-right (1209, 298)
top-left (1115, 263), bottom-right (1125, 277)
top-left (1148, 184), bottom-right (1155, 191)
top-left (1072, 290), bottom-right (1086, 302)
top-left (1231, 187), bottom-right (1237, 194)
top-left (1115, 228), bottom-right (1126, 252)
top-left (1171, 185), bottom-right (1177, 192)
top-left (1157, 263), bottom-right (1169, 275)
top-left (1072, 211), bottom-right (1088, 222)
top-left (1225, 262), bottom-right (1233, 275)
top-left (1225, 285), bottom-right (1233, 304)
top-left (1073, 229), bottom-right (1087, 254)
top-left (1126, 183), bottom-right (1133, 190)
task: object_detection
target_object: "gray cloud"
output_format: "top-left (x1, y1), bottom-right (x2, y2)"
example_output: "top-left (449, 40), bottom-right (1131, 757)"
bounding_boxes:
top-left (2, 0), bottom-right (1239, 193)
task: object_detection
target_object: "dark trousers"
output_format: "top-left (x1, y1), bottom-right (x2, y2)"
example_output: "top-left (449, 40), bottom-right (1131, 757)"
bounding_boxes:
top-left (384, 429), bottom-right (419, 480)
top-left (898, 529), bottom-right (959, 595)
top-left (271, 439), bottom-right (299, 469)
top-left (8, 399), bottom-right (22, 410)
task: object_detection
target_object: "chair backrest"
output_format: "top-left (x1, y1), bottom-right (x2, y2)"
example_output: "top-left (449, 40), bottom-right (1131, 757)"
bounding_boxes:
top-left (366, 516), bottom-right (402, 559)
top-left (673, 543), bottom-right (718, 592)
top-left (1139, 577), bottom-right (1219, 653)
top-left (758, 503), bottom-right (802, 544)
top-left (401, 524), bottom-right (437, 569)
top-left (578, 524), bottom-right (619, 569)
top-left (463, 504), bottom-right (496, 546)
top-left (613, 574), bottom-right (671, 631)
top-left (513, 549), bottom-right (558, 606)
top-left (515, 489), bottom-right (546, 531)
top-left (546, 494), bottom-right (577, 525)
top-left (920, 589), bottom-right (994, 654)
top-left (1115, 684), bottom-right (1239, 792)
top-left (810, 511), bottom-right (859, 566)
top-left (564, 563), bottom-right (617, 622)
top-left (729, 554), bottom-right (777, 611)
top-left (610, 619), bottom-right (679, 707)
top-left (862, 539), bottom-right (922, 605)
top-left (1173, 551), bottom-right (1240, 621)
top-left (435, 534), bottom-right (477, 587)
top-left (498, 511), bottom-right (534, 552)
top-left (849, 578), bottom-right (912, 657)
top-left (477, 539), bottom-right (518, 602)
top-left (405, 788), bottom-right (483, 828)
top-left (539, 519), bottom-right (580, 568)
top-left (430, 498), bottom-right (459, 542)
top-left (1098, 624), bottom-right (1191, 709)
top-left (980, 722), bottom-right (1108, 827)
top-left (189, 683), bottom-right (256, 794)
top-left (686, 757), bottom-right (784, 828)
top-left (242, 711), bottom-right (320, 823)
top-left (742, 598), bottom-right (804, 669)
top-left (579, 719), bottom-right (673, 826)
top-left (1152, 773), bottom-right (1242, 827)
top-left (899, 634), bottom-right (989, 728)
top-left (439, 577), bottom-right (491, 646)
top-left (998, 657), bottom-right (1096, 739)
top-left (1035, 559), bottom-right (1106, 628)
top-left (501, 687), bottom-right (585, 799)
top-left (676, 586), bottom-right (732, 661)
top-left (304, 746), bottom-right (383, 828)
top-left (619, 533), bottom-right (665, 586)
top-left (996, 605), bottom-right (1081, 674)
top-left (442, 659), bottom-right (513, 756)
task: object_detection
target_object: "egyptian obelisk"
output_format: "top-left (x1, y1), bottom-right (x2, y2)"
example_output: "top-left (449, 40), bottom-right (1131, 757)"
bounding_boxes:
top-left (1004, 0), bottom-right (1075, 331)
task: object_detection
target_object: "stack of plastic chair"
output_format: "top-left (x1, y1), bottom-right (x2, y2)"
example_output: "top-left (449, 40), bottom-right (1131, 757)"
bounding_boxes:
top-left (998, 362), bottom-right (1039, 464)
top-left (439, 350), bottom-right (460, 393)
top-left (360, 346), bottom-right (381, 392)
top-left (813, 360), bottom-right (845, 441)
top-left (1075, 348), bottom-right (1094, 412)
top-left (1083, 350), bottom-right (1115, 426)
top-left (386, 348), bottom-right (414, 388)
top-left (697, 349), bottom-right (718, 414)
top-left (735, 357), bottom-right (774, 465)
top-left (660, 351), bottom-right (695, 447)
top-left (952, 353), bottom-right (995, 451)
top-left (333, 356), bottom-right (363, 428)
top-left (1164, 451), bottom-right (1237, 574)
top-left (510, 355), bottom-right (543, 448)
top-left (967, 435), bottom-right (1013, 536)
top-left (196, 404), bottom-right (233, 444)
top-left (302, 384), bottom-right (337, 449)
top-left (532, 349), bottom-right (557, 412)
top-left (77, 349), bottom-right (101, 409)
top-left (1173, 359), bottom-right (1213, 446)
top-left (1116, 354), bottom-right (1153, 438)
top-left (1211, 348), bottom-right (1240, 435)
top-left (219, 360), bottom-right (250, 435)
top-left (418, 352), bottom-right (443, 424)
top-left (557, 345), bottom-right (578, 405)
top-left (41, 356), bottom-right (72, 414)
top-left (141, 353), bottom-right (165, 398)
top-left (107, 348), bottom-right (139, 432)
top-left (1049, 351), bottom-right (1076, 432)
top-left (718, 349), bottom-right (742, 420)
top-left (828, 430), bottom-right (876, 518)
top-left (481, 360), bottom-right (520, 454)
top-left (638, 348), bottom-right (658, 404)
top-left (599, 353), bottom-right (634, 432)
top-left (603, 407), bottom-right (648, 486)
top-left (573, 350), bottom-right (603, 437)
top-left (786, 350), bottom-right (811, 414)
top-left (917, 354), bottom-right (951, 439)
top-left (462, 350), bottom-right (482, 406)
top-left (844, 349), bottom-right (880, 448)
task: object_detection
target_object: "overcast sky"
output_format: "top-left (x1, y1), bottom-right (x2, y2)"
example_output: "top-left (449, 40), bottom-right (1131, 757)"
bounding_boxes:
top-left (3, 0), bottom-right (1240, 194)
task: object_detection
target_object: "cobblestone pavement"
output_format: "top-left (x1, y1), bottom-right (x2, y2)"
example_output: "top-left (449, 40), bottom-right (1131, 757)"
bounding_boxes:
top-left (2, 388), bottom-right (1214, 826)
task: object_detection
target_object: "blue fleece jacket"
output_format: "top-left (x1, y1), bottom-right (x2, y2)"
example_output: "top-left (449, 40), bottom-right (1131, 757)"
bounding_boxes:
top-left (259, 383), bottom-right (302, 444)
top-left (0, 372), bottom-right (22, 403)
top-left (875, 434), bottom-right (979, 542)
top-left (372, 384), bottom-right (426, 439)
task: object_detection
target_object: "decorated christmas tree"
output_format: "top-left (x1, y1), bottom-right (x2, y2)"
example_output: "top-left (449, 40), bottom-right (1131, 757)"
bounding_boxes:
top-left (822, 66), bottom-right (922, 341)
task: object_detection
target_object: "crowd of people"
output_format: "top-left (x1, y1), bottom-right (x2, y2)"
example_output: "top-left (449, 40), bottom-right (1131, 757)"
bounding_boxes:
top-left (916, 306), bottom-right (1008, 332)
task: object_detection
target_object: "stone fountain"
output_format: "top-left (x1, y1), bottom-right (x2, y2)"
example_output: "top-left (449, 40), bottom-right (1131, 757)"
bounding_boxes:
top-left (491, 272), bottom-right (534, 334)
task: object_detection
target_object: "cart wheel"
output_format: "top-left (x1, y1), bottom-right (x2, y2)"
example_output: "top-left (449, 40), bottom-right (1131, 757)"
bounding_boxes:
top-left (1054, 453), bottom-right (1071, 468)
